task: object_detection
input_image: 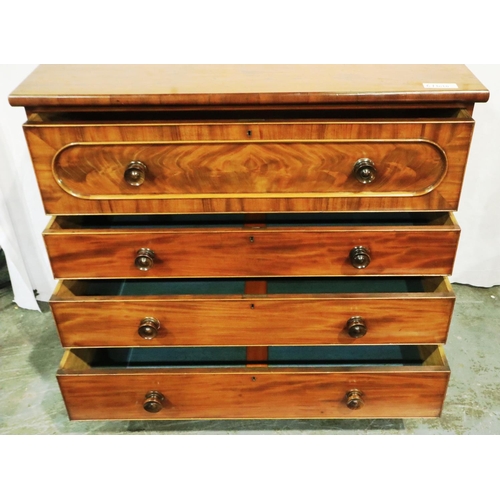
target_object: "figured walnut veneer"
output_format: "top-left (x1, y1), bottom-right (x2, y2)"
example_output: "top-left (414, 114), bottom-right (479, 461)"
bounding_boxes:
top-left (24, 117), bottom-right (473, 214)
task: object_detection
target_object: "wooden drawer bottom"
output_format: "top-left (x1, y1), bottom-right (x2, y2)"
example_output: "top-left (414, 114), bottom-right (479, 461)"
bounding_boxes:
top-left (57, 345), bottom-right (450, 420)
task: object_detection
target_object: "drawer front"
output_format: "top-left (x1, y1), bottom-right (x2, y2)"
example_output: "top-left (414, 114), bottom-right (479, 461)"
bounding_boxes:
top-left (44, 216), bottom-right (460, 279)
top-left (25, 117), bottom-right (474, 214)
top-left (57, 347), bottom-right (450, 420)
top-left (51, 278), bottom-right (455, 347)
top-left (53, 141), bottom-right (445, 198)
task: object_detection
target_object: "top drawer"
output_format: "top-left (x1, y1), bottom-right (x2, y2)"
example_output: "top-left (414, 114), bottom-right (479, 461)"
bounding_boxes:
top-left (24, 111), bottom-right (474, 214)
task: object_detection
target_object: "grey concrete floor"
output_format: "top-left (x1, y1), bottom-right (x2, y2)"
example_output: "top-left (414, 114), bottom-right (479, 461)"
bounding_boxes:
top-left (1, 269), bottom-right (499, 434)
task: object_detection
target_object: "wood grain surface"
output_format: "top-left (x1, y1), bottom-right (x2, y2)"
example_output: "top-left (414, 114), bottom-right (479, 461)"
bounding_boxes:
top-left (56, 346), bottom-right (450, 420)
top-left (43, 219), bottom-right (460, 278)
top-left (52, 140), bottom-right (446, 198)
top-left (50, 278), bottom-right (455, 347)
top-left (9, 65), bottom-right (489, 108)
top-left (24, 117), bottom-right (474, 214)
top-left (244, 280), bottom-right (268, 365)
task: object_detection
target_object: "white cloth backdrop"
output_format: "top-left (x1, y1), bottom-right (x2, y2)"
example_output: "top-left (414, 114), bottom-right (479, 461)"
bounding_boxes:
top-left (451, 65), bottom-right (500, 287)
top-left (0, 64), bottom-right (499, 310)
top-left (0, 65), bottom-right (55, 310)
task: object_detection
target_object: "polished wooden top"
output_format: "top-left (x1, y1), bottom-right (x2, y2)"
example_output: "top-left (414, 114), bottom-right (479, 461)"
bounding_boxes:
top-left (9, 65), bottom-right (489, 108)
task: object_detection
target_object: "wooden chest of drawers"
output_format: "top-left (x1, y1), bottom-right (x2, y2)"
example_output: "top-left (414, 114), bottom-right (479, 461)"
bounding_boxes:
top-left (10, 65), bottom-right (489, 420)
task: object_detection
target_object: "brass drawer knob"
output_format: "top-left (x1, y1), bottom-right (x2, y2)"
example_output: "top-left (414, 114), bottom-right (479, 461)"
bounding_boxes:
top-left (124, 160), bottom-right (148, 186)
top-left (347, 316), bottom-right (367, 338)
top-left (135, 248), bottom-right (155, 271)
top-left (353, 158), bottom-right (376, 184)
top-left (138, 317), bottom-right (160, 339)
top-left (345, 390), bottom-right (364, 410)
top-left (143, 391), bottom-right (165, 413)
top-left (349, 246), bottom-right (371, 269)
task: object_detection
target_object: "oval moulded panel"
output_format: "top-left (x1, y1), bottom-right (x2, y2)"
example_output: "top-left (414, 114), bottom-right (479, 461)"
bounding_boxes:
top-left (52, 140), bottom-right (447, 200)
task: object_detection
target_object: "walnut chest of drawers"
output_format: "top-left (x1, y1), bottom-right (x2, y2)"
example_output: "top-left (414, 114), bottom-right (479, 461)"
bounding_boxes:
top-left (10, 65), bottom-right (489, 420)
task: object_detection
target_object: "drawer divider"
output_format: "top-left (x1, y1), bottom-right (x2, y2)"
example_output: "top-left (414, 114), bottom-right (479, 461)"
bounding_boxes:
top-left (245, 279), bottom-right (269, 366)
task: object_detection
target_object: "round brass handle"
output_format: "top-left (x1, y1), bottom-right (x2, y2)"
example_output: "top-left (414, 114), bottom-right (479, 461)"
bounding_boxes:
top-left (349, 246), bottom-right (371, 269)
top-left (138, 317), bottom-right (160, 340)
top-left (143, 391), bottom-right (165, 413)
top-left (347, 316), bottom-right (367, 338)
top-left (135, 248), bottom-right (155, 271)
top-left (345, 390), bottom-right (364, 410)
top-left (124, 160), bottom-right (148, 186)
top-left (353, 158), bottom-right (376, 184)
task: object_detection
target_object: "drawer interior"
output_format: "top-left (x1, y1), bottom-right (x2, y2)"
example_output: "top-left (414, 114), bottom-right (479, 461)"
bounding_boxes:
top-left (51, 212), bottom-right (455, 231)
top-left (61, 345), bottom-right (446, 369)
top-left (33, 107), bottom-right (467, 124)
top-left (58, 276), bottom-right (449, 298)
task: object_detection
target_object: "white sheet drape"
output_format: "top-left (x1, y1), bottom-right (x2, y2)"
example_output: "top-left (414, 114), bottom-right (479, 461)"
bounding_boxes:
top-left (0, 65), bottom-right (55, 309)
top-left (0, 65), bottom-right (498, 310)
top-left (450, 65), bottom-right (500, 287)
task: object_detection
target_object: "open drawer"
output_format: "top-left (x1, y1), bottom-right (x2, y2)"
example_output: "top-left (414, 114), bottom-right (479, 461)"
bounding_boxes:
top-left (50, 276), bottom-right (455, 347)
top-left (57, 345), bottom-right (450, 420)
top-left (24, 109), bottom-right (474, 214)
top-left (43, 213), bottom-right (460, 278)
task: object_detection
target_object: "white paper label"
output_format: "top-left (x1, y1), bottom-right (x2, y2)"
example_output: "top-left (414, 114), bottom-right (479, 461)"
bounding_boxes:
top-left (423, 83), bottom-right (458, 89)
